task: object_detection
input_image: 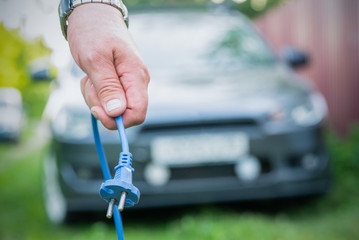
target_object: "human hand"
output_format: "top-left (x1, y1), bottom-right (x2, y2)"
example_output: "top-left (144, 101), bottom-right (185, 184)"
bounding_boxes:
top-left (67, 4), bottom-right (149, 129)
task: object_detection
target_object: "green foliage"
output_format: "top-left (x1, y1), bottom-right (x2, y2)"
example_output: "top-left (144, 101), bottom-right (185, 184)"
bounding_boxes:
top-left (0, 24), bottom-right (51, 90)
top-left (235, 0), bottom-right (285, 19)
top-left (0, 25), bottom-right (28, 90)
top-left (326, 125), bottom-right (359, 201)
top-left (126, 0), bottom-right (286, 19)
top-left (0, 24), bottom-right (52, 118)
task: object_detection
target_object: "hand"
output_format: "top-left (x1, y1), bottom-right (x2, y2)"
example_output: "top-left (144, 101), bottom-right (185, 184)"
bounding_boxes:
top-left (67, 4), bottom-right (149, 129)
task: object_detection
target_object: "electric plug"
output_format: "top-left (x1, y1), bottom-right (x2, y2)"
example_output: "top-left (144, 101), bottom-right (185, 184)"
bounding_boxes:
top-left (99, 152), bottom-right (140, 218)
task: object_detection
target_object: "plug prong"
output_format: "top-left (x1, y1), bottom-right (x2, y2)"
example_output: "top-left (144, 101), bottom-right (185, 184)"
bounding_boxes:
top-left (118, 192), bottom-right (127, 212)
top-left (106, 198), bottom-right (115, 219)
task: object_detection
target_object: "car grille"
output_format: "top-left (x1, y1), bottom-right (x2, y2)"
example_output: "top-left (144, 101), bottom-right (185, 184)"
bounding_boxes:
top-left (139, 118), bottom-right (258, 133)
top-left (170, 164), bottom-right (236, 180)
top-left (169, 157), bottom-right (272, 181)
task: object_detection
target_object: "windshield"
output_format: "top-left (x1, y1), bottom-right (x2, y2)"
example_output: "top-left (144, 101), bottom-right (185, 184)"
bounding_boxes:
top-left (130, 11), bottom-right (275, 74)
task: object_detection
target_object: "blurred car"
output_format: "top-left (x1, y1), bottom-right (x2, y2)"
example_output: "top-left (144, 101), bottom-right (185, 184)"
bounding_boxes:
top-left (43, 7), bottom-right (331, 223)
top-left (0, 87), bottom-right (23, 142)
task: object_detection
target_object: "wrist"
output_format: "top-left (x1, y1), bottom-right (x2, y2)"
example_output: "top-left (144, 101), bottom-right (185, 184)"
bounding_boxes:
top-left (59, 0), bottom-right (129, 40)
top-left (68, 3), bottom-right (125, 25)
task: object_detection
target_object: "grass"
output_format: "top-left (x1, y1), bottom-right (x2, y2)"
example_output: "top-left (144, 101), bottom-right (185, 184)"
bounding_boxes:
top-left (0, 124), bottom-right (358, 240)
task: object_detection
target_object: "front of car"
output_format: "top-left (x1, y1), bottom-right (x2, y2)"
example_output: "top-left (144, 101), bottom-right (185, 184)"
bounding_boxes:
top-left (0, 87), bottom-right (23, 142)
top-left (43, 7), bottom-right (330, 223)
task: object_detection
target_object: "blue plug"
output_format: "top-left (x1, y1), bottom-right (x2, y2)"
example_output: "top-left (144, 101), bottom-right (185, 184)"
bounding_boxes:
top-left (100, 152), bottom-right (140, 217)
top-left (97, 116), bottom-right (140, 219)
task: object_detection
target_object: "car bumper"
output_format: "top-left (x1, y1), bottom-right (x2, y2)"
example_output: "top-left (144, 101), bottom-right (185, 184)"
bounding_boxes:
top-left (66, 176), bottom-right (330, 211)
top-left (51, 123), bottom-right (331, 212)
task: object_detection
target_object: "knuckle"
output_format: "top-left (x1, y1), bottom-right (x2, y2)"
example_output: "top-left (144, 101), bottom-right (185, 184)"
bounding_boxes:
top-left (138, 62), bottom-right (150, 84)
top-left (80, 76), bottom-right (87, 87)
top-left (81, 50), bottom-right (105, 68)
top-left (97, 81), bottom-right (123, 100)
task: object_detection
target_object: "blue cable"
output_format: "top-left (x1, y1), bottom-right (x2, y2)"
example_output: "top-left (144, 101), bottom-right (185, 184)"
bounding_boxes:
top-left (91, 114), bottom-right (126, 240)
top-left (91, 115), bottom-right (112, 180)
top-left (115, 116), bottom-right (129, 153)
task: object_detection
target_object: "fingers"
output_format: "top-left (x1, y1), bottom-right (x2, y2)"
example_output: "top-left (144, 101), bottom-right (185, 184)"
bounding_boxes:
top-left (119, 72), bottom-right (149, 128)
top-left (80, 76), bottom-right (117, 129)
top-left (81, 70), bottom-right (149, 129)
top-left (121, 91), bottom-right (148, 128)
top-left (114, 56), bottom-right (150, 127)
top-left (91, 106), bottom-right (117, 130)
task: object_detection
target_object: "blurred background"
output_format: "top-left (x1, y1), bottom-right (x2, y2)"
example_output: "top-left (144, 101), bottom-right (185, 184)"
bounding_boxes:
top-left (0, 0), bottom-right (358, 239)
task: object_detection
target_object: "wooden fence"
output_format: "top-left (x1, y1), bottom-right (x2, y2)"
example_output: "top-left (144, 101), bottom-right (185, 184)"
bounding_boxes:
top-left (255, 0), bottom-right (359, 135)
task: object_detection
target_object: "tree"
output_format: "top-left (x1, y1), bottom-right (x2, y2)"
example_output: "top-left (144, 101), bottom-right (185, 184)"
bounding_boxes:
top-left (0, 24), bottom-right (51, 90)
top-left (0, 24), bottom-right (52, 117)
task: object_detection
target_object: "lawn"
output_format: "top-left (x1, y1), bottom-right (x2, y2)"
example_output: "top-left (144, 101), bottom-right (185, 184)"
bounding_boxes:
top-left (0, 123), bottom-right (358, 240)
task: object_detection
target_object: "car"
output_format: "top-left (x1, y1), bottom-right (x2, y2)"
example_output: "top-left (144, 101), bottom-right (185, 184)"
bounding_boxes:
top-left (0, 87), bottom-right (24, 142)
top-left (43, 6), bottom-right (331, 223)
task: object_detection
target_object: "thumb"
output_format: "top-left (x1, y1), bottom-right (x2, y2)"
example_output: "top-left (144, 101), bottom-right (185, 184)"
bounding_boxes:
top-left (90, 73), bottom-right (127, 118)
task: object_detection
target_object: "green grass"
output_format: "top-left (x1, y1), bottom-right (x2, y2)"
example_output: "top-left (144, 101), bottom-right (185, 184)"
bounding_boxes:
top-left (0, 124), bottom-right (358, 240)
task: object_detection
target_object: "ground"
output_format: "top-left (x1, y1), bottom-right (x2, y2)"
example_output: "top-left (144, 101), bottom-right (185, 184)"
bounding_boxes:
top-left (0, 120), bottom-right (358, 240)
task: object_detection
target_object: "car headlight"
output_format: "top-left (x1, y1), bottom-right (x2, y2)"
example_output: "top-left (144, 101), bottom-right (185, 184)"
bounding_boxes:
top-left (290, 93), bottom-right (328, 126)
top-left (52, 107), bottom-right (92, 139)
top-left (270, 93), bottom-right (328, 126)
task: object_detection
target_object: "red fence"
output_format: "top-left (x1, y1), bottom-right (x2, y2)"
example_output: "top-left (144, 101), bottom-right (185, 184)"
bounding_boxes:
top-left (255, 0), bottom-right (359, 135)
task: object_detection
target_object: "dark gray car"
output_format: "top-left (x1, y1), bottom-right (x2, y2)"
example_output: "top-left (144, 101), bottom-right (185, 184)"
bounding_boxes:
top-left (43, 7), bottom-right (331, 223)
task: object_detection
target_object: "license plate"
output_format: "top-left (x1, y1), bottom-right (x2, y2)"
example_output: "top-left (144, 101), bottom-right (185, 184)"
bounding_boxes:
top-left (151, 133), bottom-right (249, 166)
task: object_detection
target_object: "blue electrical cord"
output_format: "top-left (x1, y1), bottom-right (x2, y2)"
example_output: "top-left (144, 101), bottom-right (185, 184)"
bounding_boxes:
top-left (115, 116), bottom-right (129, 153)
top-left (91, 114), bottom-right (126, 240)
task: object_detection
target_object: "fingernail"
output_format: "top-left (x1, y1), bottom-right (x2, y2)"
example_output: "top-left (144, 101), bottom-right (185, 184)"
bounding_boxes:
top-left (91, 107), bottom-right (99, 120)
top-left (106, 99), bottom-right (123, 112)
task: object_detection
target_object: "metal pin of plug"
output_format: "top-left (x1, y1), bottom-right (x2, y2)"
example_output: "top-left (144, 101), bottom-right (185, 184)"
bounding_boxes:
top-left (106, 198), bottom-right (115, 219)
top-left (118, 192), bottom-right (127, 212)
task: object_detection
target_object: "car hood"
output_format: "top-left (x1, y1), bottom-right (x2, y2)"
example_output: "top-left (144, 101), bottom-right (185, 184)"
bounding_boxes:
top-left (48, 64), bottom-right (313, 131)
top-left (145, 64), bottom-right (312, 125)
